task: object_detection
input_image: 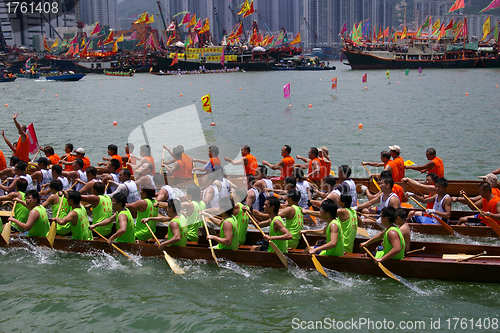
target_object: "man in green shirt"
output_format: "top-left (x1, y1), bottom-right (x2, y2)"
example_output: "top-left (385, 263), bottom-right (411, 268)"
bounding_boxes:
top-left (279, 189), bottom-right (304, 249)
top-left (9, 190), bottom-right (50, 237)
top-left (143, 198), bottom-right (187, 248)
top-left (251, 197), bottom-right (291, 253)
top-left (90, 193), bottom-right (135, 244)
top-left (0, 178), bottom-right (29, 231)
top-left (126, 185), bottom-right (159, 241)
top-left (53, 191), bottom-right (93, 240)
top-left (81, 182), bottom-right (114, 236)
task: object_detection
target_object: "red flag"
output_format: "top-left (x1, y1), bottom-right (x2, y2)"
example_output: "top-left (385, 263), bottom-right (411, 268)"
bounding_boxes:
top-left (26, 124), bottom-right (39, 154)
top-left (103, 31), bottom-right (114, 45)
top-left (243, 1), bottom-right (255, 18)
top-left (362, 73), bottom-right (367, 83)
top-left (448, 0), bottom-right (464, 13)
top-left (43, 36), bottom-right (51, 52)
top-left (383, 27), bottom-right (389, 37)
top-left (170, 52), bottom-right (178, 66)
top-left (332, 77), bottom-right (337, 89)
top-left (445, 19), bottom-right (454, 30)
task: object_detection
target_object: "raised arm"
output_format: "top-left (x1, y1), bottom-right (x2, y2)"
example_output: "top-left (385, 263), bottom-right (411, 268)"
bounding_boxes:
top-left (2, 130), bottom-right (16, 153)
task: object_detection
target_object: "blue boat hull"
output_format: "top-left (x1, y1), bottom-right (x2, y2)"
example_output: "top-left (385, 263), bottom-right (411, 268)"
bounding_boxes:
top-left (46, 74), bottom-right (85, 81)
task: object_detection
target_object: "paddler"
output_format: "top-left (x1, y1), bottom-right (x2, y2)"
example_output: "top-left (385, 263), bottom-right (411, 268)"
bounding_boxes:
top-left (163, 146), bottom-right (192, 179)
top-left (100, 159), bottom-right (121, 193)
top-left (90, 193), bottom-right (135, 244)
top-left (142, 198), bottom-right (187, 249)
top-left (279, 189), bottom-right (304, 249)
top-left (232, 187), bottom-right (250, 245)
top-left (61, 158), bottom-right (87, 191)
top-left (100, 144), bottom-right (122, 172)
top-left (357, 177), bottom-right (400, 214)
top-left (202, 196), bottom-right (238, 250)
top-left (251, 196), bottom-right (292, 252)
top-left (62, 148), bottom-right (90, 171)
top-left (0, 161), bottom-right (34, 193)
top-left (106, 169), bottom-right (140, 205)
top-left (41, 179), bottom-right (71, 235)
top-left (300, 198), bottom-right (344, 256)
top-left (77, 166), bottom-right (100, 195)
top-left (125, 185), bottom-right (159, 241)
top-left (224, 145), bottom-right (258, 187)
top-left (9, 190), bottom-right (50, 237)
top-left (81, 182), bottom-right (113, 236)
top-left (389, 145), bottom-right (405, 181)
top-left (406, 177), bottom-right (452, 224)
top-left (318, 146), bottom-right (331, 180)
top-left (1, 113), bottom-right (29, 162)
top-left (129, 145), bottom-right (155, 176)
top-left (30, 157), bottom-right (52, 193)
top-left (61, 143), bottom-right (75, 171)
top-left (294, 147), bottom-right (321, 182)
top-left (362, 151), bottom-right (399, 183)
top-left (261, 145), bottom-right (295, 179)
top-left (395, 208), bottom-right (411, 252)
top-left (405, 148), bottom-right (444, 178)
top-left (458, 182), bottom-right (500, 226)
top-left (179, 184), bottom-right (205, 242)
top-left (452, 173), bottom-right (500, 204)
top-left (192, 145), bottom-right (221, 174)
top-left (42, 146), bottom-right (60, 166)
top-left (359, 206), bottom-right (405, 262)
top-left (0, 178), bottom-right (29, 231)
top-left (53, 191), bottom-right (93, 241)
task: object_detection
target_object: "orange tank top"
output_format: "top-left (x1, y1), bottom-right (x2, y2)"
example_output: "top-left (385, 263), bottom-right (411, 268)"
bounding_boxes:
top-left (244, 154), bottom-right (258, 176)
top-left (481, 195), bottom-right (500, 226)
top-left (82, 156), bottom-right (91, 171)
top-left (319, 159), bottom-right (331, 180)
top-left (308, 158), bottom-right (321, 181)
top-left (16, 136), bottom-right (30, 162)
top-left (392, 183), bottom-right (405, 203)
top-left (145, 156), bottom-right (155, 175)
top-left (64, 153), bottom-right (75, 171)
top-left (210, 157), bottom-right (221, 169)
top-left (172, 153), bottom-right (192, 178)
top-left (384, 160), bottom-right (399, 182)
top-left (393, 156), bottom-right (405, 182)
top-left (429, 157), bottom-right (444, 178)
top-left (281, 156), bottom-right (295, 179)
top-left (48, 154), bottom-right (60, 166)
top-left (492, 187), bottom-right (500, 197)
top-left (0, 150), bottom-right (6, 171)
top-left (111, 154), bottom-right (123, 172)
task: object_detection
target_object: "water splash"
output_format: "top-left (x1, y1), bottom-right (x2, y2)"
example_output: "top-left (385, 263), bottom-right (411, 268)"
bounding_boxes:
top-left (87, 250), bottom-right (127, 272)
top-left (394, 273), bottom-right (430, 295)
top-left (324, 268), bottom-right (354, 286)
top-left (218, 258), bottom-right (251, 277)
top-left (287, 258), bottom-right (311, 281)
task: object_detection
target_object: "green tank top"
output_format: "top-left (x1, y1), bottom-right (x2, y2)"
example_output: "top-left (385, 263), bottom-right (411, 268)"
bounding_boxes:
top-left (268, 216), bottom-right (288, 254)
top-left (13, 191), bottom-right (30, 231)
top-left (235, 202), bottom-right (250, 245)
top-left (167, 215), bottom-right (188, 247)
top-left (53, 196), bottom-right (71, 235)
top-left (92, 195), bottom-right (113, 236)
top-left (135, 199), bottom-right (159, 241)
top-left (28, 206), bottom-right (50, 237)
top-left (115, 209), bottom-right (135, 243)
top-left (72, 206), bottom-right (93, 241)
top-left (338, 208), bottom-right (358, 253)
top-left (285, 205), bottom-right (304, 241)
top-left (375, 226), bottom-right (406, 260)
top-left (186, 201), bottom-right (202, 242)
top-left (319, 219), bottom-right (344, 256)
top-left (216, 216), bottom-right (238, 250)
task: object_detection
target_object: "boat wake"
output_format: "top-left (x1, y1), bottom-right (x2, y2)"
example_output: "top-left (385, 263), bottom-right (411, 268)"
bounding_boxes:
top-left (87, 250), bottom-right (142, 272)
top-left (287, 258), bottom-right (311, 281)
top-left (218, 258), bottom-right (251, 277)
top-left (393, 273), bottom-right (430, 295)
top-left (324, 268), bottom-right (354, 286)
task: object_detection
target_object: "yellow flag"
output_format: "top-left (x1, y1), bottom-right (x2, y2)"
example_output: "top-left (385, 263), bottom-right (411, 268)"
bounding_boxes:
top-left (201, 94), bottom-right (212, 113)
top-left (482, 15), bottom-right (491, 41)
top-left (116, 34), bottom-right (124, 43)
top-left (237, 0), bottom-right (250, 15)
top-left (187, 14), bottom-right (197, 28)
top-left (112, 40), bottom-right (118, 52)
top-left (145, 14), bottom-right (154, 24)
top-left (289, 32), bottom-right (301, 45)
top-left (134, 12), bottom-right (148, 24)
top-left (81, 38), bottom-right (85, 47)
top-left (401, 26), bottom-right (407, 39)
top-left (431, 18), bottom-right (440, 31)
top-left (51, 39), bottom-right (59, 49)
top-left (199, 19), bottom-right (210, 34)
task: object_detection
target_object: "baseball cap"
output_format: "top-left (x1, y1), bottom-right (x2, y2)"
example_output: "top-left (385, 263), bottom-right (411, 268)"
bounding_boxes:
top-left (478, 173), bottom-right (498, 183)
top-left (75, 147), bottom-right (86, 154)
top-left (388, 145), bottom-right (401, 153)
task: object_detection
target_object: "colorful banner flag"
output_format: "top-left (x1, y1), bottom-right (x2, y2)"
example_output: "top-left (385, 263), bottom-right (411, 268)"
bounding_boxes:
top-left (405, 68), bottom-right (409, 76)
top-left (289, 33), bottom-right (301, 45)
top-left (401, 26), bottom-right (407, 39)
top-left (90, 22), bottom-right (101, 36)
top-left (69, 35), bottom-right (77, 44)
top-left (448, 0), bottom-right (464, 13)
top-left (421, 16), bottom-right (432, 29)
top-left (332, 77), bottom-right (337, 89)
top-left (180, 12), bottom-right (191, 25)
top-left (243, 1), bottom-right (255, 18)
top-left (482, 16), bottom-right (491, 41)
top-left (170, 52), bottom-right (178, 66)
top-left (134, 12), bottom-right (148, 24)
top-left (386, 70), bottom-right (390, 79)
top-left (201, 94), bottom-right (212, 113)
top-left (438, 23), bottom-right (446, 41)
top-left (445, 19), bottom-right (454, 31)
top-left (103, 31), bottom-right (114, 45)
top-left (50, 39), bottom-right (59, 49)
top-left (362, 73), bottom-right (367, 83)
top-left (187, 14), bottom-right (197, 28)
top-left (128, 31), bottom-right (137, 40)
top-left (26, 123), bottom-right (39, 154)
top-left (199, 19), bottom-right (210, 34)
top-left (237, 0), bottom-right (250, 15)
top-left (43, 35), bottom-right (51, 52)
top-left (220, 47), bottom-right (225, 66)
top-left (481, 0), bottom-right (500, 12)
top-left (283, 83), bottom-right (291, 99)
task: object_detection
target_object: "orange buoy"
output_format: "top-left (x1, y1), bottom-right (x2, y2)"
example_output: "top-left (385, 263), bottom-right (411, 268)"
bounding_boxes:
top-left (466, 93), bottom-right (469, 96)
top-left (113, 121), bottom-right (117, 126)
top-left (239, 87), bottom-right (242, 90)
top-left (358, 123), bottom-right (363, 130)
top-left (147, 104), bottom-right (151, 107)
top-left (288, 104), bottom-right (292, 107)
top-left (180, 94), bottom-right (183, 97)
top-left (141, 81), bottom-right (143, 83)
top-left (190, 83), bottom-right (192, 86)
top-left (4, 104), bottom-right (7, 107)
top-left (100, 84), bottom-right (102, 86)
top-left (308, 104), bottom-right (312, 107)
top-left (42, 89), bottom-right (44, 91)
top-left (419, 78), bottom-right (421, 80)
top-left (397, 81), bottom-right (400, 84)
top-left (140, 88), bottom-right (143, 90)
top-left (55, 94), bottom-right (58, 97)
top-left (497, 85), bottom-right (499, 87)
top-left (210, 123), bottom-right (216, 126)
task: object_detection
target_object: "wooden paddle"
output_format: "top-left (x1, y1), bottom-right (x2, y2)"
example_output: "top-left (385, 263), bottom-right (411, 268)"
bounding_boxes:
top-left (354, 211), bottom-right (375, 237)
top-left (144, 222), bottom-right (185, 275)
top-left (407, 196), bottom-right (455, 235)
top-left (362, 246), bottom-right (400, 282)
top-left (201, 215), bottom-right (219, 266)
top-left (301, 233), bottom-right (327, 277)
top-left (47, 194), bottom-right (66, 247)
top-left (363, 164), bottom-right (381, 191)
top-left (456, 251), bottom-right (487, 262)
top-left (402, 179), bottom-right (425, 196)
top-left (160, 148), bottom-right (165, 174)
top-left (462, 192), bottom-right (500, 237)
top-left (92, 228), bottom-right (133, 260)
top-left (247, 213), bottom-right (288, 269)
top-left (405, 246), bottom-right (426, 255)
top-left (30, 147), bottom-right (42, 163)
top-left (1, 201), bottom-right (15, 244)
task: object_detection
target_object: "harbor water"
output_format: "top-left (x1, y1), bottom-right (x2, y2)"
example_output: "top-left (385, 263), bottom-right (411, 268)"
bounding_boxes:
top-left (0, 63), bottom-right (499, 332)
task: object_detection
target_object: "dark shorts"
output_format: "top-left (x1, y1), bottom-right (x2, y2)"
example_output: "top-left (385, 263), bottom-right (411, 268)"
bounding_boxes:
top-left (255, 239), bottom-right (269, 251)
top-left (466, 216), bottom-right (486, 226)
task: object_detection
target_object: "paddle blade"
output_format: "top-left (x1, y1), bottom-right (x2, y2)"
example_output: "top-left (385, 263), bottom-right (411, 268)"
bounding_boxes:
top-left (377, 262), bottom-right (400, 281)
top-left (1, 222), bottom-right (11, 245)
top-left (163, 250), bottom-right (185, 275)
top-left (357, 227), bottom-right (369, 238)
top-left (47, 221), bottom-right (57, 247)
top-left (404, 160), bottom-right (415, 166)
top-left (372, 178), bottom-right (381, 191)
top-left (308, 206), bottom-right (317, 225)
top-left (311, 254), bottom-right (328, 277)
top-left (269, 241), bottom-right (288, 269)
top-left (0, 211), bottom-right (13, 216)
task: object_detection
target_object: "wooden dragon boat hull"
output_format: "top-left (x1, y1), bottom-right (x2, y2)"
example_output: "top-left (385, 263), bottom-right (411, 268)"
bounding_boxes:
top-left (3, 234), bottom-right (500, 283)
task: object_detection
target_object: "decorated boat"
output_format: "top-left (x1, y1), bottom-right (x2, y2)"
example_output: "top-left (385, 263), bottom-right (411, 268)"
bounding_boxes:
top-left (104, 69), bottom-right (135, 76)
top-left (2, 229), bottom-right (500, 283)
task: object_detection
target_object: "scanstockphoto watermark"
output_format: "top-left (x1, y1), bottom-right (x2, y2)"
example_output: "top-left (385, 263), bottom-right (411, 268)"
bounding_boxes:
top-left (291, 317), bottom-right (499, 331)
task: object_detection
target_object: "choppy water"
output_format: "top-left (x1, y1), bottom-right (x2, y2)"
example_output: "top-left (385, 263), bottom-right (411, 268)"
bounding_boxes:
top-left (1, 63), bottom-right (500, 331)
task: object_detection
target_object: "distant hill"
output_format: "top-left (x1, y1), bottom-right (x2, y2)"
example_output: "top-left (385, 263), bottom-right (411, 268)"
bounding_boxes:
top-left (118, 0), bottom-right (161, 20)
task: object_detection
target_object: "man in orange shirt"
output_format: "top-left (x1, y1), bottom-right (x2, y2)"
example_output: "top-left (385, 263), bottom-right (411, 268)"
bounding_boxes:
top-left (405, 148), bottom-right (444, 178)
top-left (389, 145), bottom-right (405, 182)
top-left (295, 147), bottom-right (321, 181)
top-left (362, 151), bottom-right (399, 182)
top-left (262, 145), bottom-right (295, 179)
top-left (100, 144), bottom-right (122, 172)
top-left (193, 146), bottom-right (221, 174)
top-left (0, 148), bottom-right (6, 171)
top-left (43, 146), bottom-right (60, 166)
top-left (61, 143), bottom-right (75, 171)
top-left (225, 145), bottom-right (258, 177)
top-left (458, 182), bottom-right (500, 226)
top-left (163, 145), bottom-right (192, 179)
top-left (2, 114), bottom-right (30, 162)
